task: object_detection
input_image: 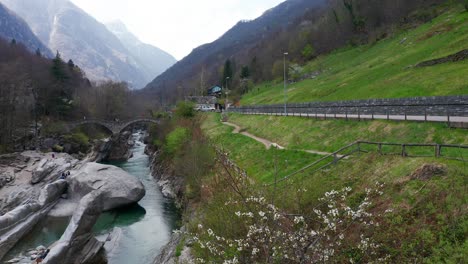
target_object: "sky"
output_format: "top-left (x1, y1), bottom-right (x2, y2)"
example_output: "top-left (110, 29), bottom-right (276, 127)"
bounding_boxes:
top-left (70, 0), bottom-right (286, 60)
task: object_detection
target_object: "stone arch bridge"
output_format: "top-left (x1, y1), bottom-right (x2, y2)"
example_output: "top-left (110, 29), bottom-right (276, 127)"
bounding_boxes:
top-left (67, 118), bottom-right (160, 135)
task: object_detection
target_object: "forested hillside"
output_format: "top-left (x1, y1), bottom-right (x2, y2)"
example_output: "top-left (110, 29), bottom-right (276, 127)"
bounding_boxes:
top-left (142, 0), bottom-right (447, 103)
top-left (0, 38), bottom-right (151, 152)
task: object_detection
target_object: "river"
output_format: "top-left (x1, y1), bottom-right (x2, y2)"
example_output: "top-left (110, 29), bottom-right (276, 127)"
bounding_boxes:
top-left (2, 132), bottom-right (179, 264)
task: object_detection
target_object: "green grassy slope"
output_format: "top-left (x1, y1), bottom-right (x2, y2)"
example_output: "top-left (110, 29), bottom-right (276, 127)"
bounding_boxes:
top-left (241, 6), bottom-right (468, 105)
top-left (201, 113), bottom-right (322, 183)
top-left (199, 113), bottom-right (467, 262)
top-left (227, 113), bottom-right (468, 154)
top-left (271, 153), bottom-right (467, 262)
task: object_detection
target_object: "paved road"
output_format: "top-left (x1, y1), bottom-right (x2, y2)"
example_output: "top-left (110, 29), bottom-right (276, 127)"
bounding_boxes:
top-left (231, 112), bottom-right (468, 124)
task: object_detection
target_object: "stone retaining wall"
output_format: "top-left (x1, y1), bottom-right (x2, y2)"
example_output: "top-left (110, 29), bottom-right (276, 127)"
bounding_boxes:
top-left (229, 95), bottom-right (468, 117)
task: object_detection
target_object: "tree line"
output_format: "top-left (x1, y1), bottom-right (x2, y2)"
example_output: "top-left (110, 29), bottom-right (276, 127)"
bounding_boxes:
top-left (0, 37), bottom-right (153, 152)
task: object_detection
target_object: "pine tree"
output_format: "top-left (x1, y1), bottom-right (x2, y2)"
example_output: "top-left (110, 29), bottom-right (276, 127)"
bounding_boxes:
top-left (240, 66), bottom-right (250, 79)
top-left (222, 59), bottom-right (233, 83)
top-left (52, 51), bottom-right (68, 81)
top-left (67, 59), bottom-right (75, 68)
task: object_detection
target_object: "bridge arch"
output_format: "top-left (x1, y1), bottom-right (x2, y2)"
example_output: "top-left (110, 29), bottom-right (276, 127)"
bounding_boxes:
top-left (67, 118), bottom-right (160, 135)
top-left (115, 119), bottom-right (160, 134)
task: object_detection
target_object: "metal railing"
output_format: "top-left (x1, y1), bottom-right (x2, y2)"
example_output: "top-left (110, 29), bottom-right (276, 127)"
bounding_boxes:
top-left (229, 96), bottom-right (468, 125)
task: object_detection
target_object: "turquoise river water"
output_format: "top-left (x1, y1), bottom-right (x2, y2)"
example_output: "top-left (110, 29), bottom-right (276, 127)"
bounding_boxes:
top-left (3, 132), bottom-right (179, 264)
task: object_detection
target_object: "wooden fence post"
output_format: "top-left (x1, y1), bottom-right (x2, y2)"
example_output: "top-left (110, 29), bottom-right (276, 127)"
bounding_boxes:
top-left (378, 143), bottom-right (382, 155)
top-left (435, 144), bottom-right (441, 158)
top-left (401, 144), bottom-right (407, 157)
top-left (447, 113), bottom-right (451, 128)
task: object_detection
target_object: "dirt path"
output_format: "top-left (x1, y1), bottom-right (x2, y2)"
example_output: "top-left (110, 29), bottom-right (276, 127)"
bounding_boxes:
top-left (222, 121), bottom-right (337, 156)
top-left (223, 122), bottom-right (285, 150)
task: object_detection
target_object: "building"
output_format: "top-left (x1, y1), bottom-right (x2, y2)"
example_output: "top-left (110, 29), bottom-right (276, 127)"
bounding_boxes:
top-left (185, 96), bottom-right (219, 111)
top-left (207, 86), bottom-right (222, 97)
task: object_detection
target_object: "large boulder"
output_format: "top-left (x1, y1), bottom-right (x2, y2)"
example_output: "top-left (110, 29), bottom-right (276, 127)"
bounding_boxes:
top-left (106, 131), bottom-right (134, 161)
top-left (38, 180), bottom-right (68, 207)
top-left (31, 159), bottom-right (57, 184)
top-left (0, 180), bottom-right (67, 260)
top-left (43, 191), bottom-right (106, 264)
top-left (69, 163), bottom-right (145, 211)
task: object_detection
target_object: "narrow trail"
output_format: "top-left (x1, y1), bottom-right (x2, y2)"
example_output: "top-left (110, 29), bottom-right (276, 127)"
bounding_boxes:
top-left (222, 121), bottom-right (338, 156)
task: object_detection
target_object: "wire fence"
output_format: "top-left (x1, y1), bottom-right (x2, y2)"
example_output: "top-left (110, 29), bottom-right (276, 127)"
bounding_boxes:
top-left (267, 141), bottom-right (467, 188)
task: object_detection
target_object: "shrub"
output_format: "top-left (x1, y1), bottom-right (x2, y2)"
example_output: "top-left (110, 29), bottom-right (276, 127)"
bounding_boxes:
top-left (174, 141), bottom-right (215, 199)
top-left (71, 132), bottom-right (89, 146)
top-left (191, 184), bottom-right (389, 263)
top-left (165, 127), bottom-right (189, 155)
top-left (63, 132), bottom-right (90, 153)
top-left (175, 101), bottom-right (195, 118)
top-left (52, 144), bottom-right (64, 152)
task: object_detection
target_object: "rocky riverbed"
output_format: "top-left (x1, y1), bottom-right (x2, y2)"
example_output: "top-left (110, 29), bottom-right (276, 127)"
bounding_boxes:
top-left (0, 150), bottom-right (146, 263)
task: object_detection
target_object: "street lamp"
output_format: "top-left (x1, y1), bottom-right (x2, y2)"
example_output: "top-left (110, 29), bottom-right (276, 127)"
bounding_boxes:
top-left (225, 77), bottom-right (230, 110)
top-left (283, 52), bottom-right (288, 115)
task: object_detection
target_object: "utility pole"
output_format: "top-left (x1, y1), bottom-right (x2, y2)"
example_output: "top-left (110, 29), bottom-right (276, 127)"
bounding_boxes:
top-left (283, 52), bottom-right (288, 115)
top-left (200, 66), bottom-right (205, 96)
top-left (225, 77), bottom-right (230, 110)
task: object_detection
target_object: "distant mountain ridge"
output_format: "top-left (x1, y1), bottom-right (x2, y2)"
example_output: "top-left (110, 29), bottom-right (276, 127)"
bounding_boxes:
top-left (106, 20), bottom-right (176, 85)
top-left (142, 0), bottom-right (446, 101)
top-left (0, 0), bottom-right (175, 89)
top-left (143, 0), bottom-right (327, 97)
top-left (0, 2), bottom-right (52, 57)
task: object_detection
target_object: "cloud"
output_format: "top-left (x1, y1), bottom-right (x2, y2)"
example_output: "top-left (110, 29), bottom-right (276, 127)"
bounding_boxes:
top-left (70, 0), bottom-right (285, 60)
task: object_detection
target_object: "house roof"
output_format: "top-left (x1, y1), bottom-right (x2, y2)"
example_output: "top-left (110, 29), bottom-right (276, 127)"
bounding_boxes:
top-left (208, 86), bottom-right (222, 92)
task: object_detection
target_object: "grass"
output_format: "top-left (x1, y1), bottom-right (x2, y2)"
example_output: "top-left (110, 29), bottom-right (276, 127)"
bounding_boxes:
top-left (241, 5), bottom-right (468, 105)
top-left (194, 5), bottom-right (468, 261)
top-left (227, 113), bottom-right (468, 155)
top-left (271, 153), bottom-right (467, 262)
top-left (201, 113), bottom-right (323, 183)
top-left (199, 112), bottom-right (468, 262)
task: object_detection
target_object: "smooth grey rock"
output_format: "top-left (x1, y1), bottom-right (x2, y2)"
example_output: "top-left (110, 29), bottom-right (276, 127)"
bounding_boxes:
top-left (0, 202), bottom-right (56, 261)
top-left (6, 257), bottom-right (20, 263)
top-left (38, 180), bottom-right (68, 207)
top-left (106, 132), bottom-right (134, 161)
top-left (154, 226), bottom-right (193, 264)
top-left (69, 163), bottom-right (145, 211)
top-left (31, 159), bottom-right (57, 184)
top-left (43, 191), bottom-right (105, 264)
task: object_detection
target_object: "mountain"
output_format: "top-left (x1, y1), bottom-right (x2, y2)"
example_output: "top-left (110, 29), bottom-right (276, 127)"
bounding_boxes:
top-left (106, 20), bottom-right (176, 83)
top-left (142, 0), bottom-right (446, 102)
top-left (0, 2), bottom-right (52, 57)
top-left (0, 0), bottom-right (169, 89)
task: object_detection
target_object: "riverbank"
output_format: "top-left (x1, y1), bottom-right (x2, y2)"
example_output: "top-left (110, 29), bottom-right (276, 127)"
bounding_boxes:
top-left (0, 132), bottom-right (165, 263)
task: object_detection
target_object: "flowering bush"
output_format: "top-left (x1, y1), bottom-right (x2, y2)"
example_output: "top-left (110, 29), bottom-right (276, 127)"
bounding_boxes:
top-left (191, 183), bottom-right (389, 263)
